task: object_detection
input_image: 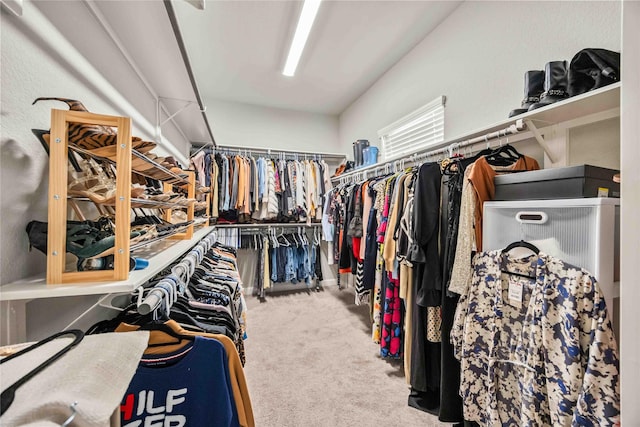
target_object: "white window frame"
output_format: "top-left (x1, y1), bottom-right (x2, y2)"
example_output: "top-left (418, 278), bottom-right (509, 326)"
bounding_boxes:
top-left (378, 96), bottom-right (445, 161)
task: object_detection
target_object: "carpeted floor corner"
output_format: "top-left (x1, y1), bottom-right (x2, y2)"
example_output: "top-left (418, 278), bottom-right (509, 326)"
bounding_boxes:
top-left (243, 284), bottom-right (450, 427)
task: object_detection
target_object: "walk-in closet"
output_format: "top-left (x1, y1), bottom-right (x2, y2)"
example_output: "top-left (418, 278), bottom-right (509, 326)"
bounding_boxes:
top-left (1, 1), bottom-right (638, 426)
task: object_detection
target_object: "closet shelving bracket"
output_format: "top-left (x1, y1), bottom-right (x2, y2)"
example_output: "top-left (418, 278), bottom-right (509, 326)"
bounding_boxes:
top-left (523, 119), bottom-right (557, 163)
top-left (156, 96), bottom-right (205, 143)
top-left (332, 82), bottom-right (620, 182)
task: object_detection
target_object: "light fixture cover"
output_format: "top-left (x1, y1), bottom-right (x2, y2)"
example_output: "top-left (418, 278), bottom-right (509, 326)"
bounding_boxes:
top-left (283, 0), bottom-right (322, 77)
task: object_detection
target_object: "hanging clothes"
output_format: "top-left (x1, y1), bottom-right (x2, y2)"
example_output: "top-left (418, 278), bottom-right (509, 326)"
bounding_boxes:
top-left (406, 162), bottom-right (443, 415)
top-left (0, 332), bottom-right (148, 427)
top-left (380, 272), bottom-right (403, 358)
top-left (116, 333), bottom-right (240, 427)
top-left (87, 231), bottom-right (254, 427)
top-left (267, 229), bottom-right (321, 285)
top-left (448, 154), bottom-right (540, 296)
top-left (319, 143), bottom-right (565, 425)
top-left (438, 156), bottom-right (476, 423)
top-left (209, 153), bottom-right (331, 224)
top-left (451, 251), bottom-right (619, 426)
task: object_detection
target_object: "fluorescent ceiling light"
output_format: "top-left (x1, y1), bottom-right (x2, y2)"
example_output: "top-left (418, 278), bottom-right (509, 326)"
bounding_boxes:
top-left (282, 0), bottom-right (322, 77)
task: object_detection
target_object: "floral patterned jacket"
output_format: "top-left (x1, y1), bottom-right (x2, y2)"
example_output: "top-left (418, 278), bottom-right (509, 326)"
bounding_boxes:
top-left (451, 251), bottom-right (620, 426)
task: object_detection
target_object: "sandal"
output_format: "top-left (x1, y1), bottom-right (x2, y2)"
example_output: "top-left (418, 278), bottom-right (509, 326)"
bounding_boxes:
top-left (26, 218), bottom-right (139, 259)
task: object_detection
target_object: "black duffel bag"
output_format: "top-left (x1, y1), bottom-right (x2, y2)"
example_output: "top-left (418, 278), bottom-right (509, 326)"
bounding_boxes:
top-left (568, 48), bottom-right (620, 97)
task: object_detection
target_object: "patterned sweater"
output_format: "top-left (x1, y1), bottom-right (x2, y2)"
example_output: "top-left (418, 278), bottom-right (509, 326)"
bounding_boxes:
top-left (451, 251), bottom-right (619, 426)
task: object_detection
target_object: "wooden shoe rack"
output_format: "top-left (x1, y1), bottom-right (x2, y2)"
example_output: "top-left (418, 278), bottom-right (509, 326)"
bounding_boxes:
top-left (163, 170), bottom-right (195, 240)
top-left (46, 108), bottom-right (198, 284)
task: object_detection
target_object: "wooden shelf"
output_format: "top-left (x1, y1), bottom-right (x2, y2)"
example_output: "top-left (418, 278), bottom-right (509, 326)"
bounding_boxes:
top-left (332, 82), bottom-right (621, 182)
top-left (0, 226), bottom-right (215, 301)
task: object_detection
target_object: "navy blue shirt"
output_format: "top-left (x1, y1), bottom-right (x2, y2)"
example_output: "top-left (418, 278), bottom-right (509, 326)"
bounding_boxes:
top-left (121, 336), bottom-right (239, 427)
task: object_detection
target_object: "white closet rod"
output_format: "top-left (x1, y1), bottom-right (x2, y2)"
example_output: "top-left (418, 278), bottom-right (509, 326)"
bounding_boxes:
top-left (212, 145), bottom-right (347, 161)
top-left (215, 223), bottom-right (322, 229)
top-left (138, 230), bottom-right (217, 315)
top-left (337, 120), bottom-right (527, 183)
top-left (190, 141), bottom-right (215, 158)
top-left (82, 0), bottom-right (192, 146)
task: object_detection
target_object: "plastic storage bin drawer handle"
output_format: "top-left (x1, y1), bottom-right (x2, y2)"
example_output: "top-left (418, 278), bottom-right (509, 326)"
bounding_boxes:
top-left (515, 211), bottom-right (548, 224)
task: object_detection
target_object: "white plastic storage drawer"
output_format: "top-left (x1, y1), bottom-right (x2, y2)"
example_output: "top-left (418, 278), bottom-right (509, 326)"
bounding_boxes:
top-left (483, 198), bottom-right (620, 335)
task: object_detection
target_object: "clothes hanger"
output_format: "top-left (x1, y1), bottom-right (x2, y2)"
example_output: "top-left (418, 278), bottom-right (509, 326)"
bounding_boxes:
top-left (287, 232), bottom-right (297, 247)
top-left (276, 228), bottom-right (291, 247)
top-left (139, 293), bottom-right (195, 348)
top-left (0, 329), bottom-right (85, 415)
top-left (61, 401), bottom-right (79, 427)
top-left (502, 240), bottom-right (539, 255)
top-left (485, 134), bottom-right (522, 166)
top-left (500, 240), bottom-right (539, 279)
top-left (139, 321), bottom-right (195, 347)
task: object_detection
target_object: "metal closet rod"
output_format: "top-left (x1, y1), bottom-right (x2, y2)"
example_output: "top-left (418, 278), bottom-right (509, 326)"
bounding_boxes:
top-left (216, 224), bottom-right (321, 236)
top-left (336, 120), bottom-right (526, 182)
top-left (215, 223), bottom-right (322, 229)
top-left (164, 0), bottom-right (216, 147)
top-left (138, 229), bottom-right (218, 315)
top-left (211, 144), bottom-right (347, 161)
top-left (190, 141), bottom-right (215, 158)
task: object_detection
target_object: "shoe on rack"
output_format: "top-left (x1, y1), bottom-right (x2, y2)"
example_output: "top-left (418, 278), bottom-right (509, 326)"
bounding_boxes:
top-left (32, 97), bottom-right (118, 149)
top-left (25, 219), bottom-right (140, 259)
top-left (333, 163), bottom-right (346, 177)
top-left (32, 97), bottom-right (154, 152)
top-left (508, 70), bottom-right (544, 117)
top-left (353, 139), bottom-right (369, 169)
top-left (68, 158), bottom-right (145, 204)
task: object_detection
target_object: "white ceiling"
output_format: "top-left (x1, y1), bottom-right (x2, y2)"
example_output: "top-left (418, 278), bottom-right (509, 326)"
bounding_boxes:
top-left (33, 0), bottom-right (212, 146)
top-left (174, 0), bottom-right (462, 115)
top-left (30, 0), bottom-right (461, 147)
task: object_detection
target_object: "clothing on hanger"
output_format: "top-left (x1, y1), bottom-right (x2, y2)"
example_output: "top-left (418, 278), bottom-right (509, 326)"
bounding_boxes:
top-left (451, 250), bottom-right (619, 425)
top-left (0, 332), bottom-right (148, 427)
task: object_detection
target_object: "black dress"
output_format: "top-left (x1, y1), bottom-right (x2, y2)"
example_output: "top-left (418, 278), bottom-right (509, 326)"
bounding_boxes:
top-left (407, 162), bottom-right (442, 414)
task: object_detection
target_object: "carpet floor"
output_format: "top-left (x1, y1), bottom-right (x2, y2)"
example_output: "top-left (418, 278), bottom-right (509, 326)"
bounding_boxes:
top-left (243, 285), bottom-right (450, 427)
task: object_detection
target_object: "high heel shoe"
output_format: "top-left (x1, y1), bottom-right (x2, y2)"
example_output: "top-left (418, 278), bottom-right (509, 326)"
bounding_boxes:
top-left (32, 98), bottom-right (155, 153)
top-left (68, 158), bottom-right (145, 204)
top-left (32, 98), bottom-right (119, 149)
top-left (32, 129), bottom-right (84, 172)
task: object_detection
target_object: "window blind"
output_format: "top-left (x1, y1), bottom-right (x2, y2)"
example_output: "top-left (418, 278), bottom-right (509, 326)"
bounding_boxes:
top-left (378, 96), bottom-right (445, 161)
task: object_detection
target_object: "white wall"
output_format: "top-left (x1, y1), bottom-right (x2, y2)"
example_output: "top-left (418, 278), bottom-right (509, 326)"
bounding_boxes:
top-left (205, 98), bottom-right (341, 154)
top-left (0, 2), bottom-right (198, 343)
top-left (1, 5), bottom-right (116, 285)
top-left (202, 99), bottom-right (342, 288)
top-left (339, 1), bottom-right (621, 153)
top-left (620, 1), bottom-right (640, 423)
top-left (0, 2), bottom-right (189, 286)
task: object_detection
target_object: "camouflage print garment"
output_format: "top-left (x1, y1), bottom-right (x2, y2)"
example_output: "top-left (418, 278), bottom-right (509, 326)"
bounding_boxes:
top-left (451, 251), bottom-right (620, 426)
